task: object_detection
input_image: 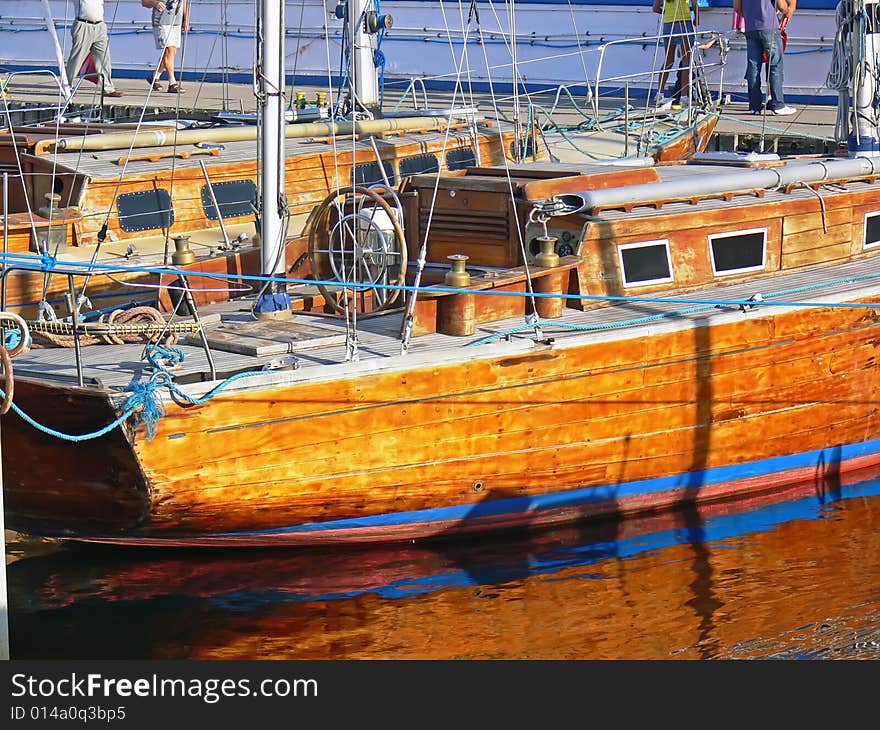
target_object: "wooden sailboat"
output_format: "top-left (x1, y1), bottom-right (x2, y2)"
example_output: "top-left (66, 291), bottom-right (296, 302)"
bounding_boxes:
top-left (13, 2), bottom-right (876, 548)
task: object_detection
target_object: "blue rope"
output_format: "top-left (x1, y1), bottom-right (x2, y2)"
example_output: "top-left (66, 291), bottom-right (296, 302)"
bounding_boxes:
top-left (0, 387), bottom-right (133, 442)
top-left (375, 5), bottom-right (387, 108)
top-left (7, 247), bottom-right (880, 304)
top-left (124, 379), bottom-right (165, 441)
top-left (145, 343), bottom-right (186, 374)
top-left (3, 328), bottom-right (23, 351)
top-left (122, 367), bottom-right (266, 438)
top-left (467, 304), bottom-right (714, 346)
top-left (160, 369), bottom-right (266, 407)
top-left (468, 270), bottom-right (880, 346)
top-left (375, 44), bottom-right (386, 107)
top-left (0, 365), bottom-right (266, 443)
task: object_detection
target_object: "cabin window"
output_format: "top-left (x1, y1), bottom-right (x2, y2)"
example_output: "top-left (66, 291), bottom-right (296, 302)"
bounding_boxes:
top-left (201, 179), bottom-right (258, 220)
top-left (446, 147), bottom-right (476, 171)
top-left (708, 228), bottom-right (766, 275)
top-left (116, 189), bottom-right (174, 232)
top-left (618, 239), bottom-right (673, 286)
top-left (399, 154), bottom-right (440, 178)
top-left (864, 212), bottom-right (880, 248)
top-left (354, 161), bottom-right (396, 188)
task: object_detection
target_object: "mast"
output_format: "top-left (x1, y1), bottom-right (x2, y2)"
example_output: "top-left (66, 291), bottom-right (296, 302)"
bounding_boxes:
top-left (343, 0), bottom-right (392, 117)
top-left (255, 0), bottom-right (291, 314)
top-left (40, 0), bottom-right (71, 97)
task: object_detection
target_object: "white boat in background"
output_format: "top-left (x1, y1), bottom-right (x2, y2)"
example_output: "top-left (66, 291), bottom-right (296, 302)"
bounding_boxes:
top-left (0, 1), bottom-right (839, 104)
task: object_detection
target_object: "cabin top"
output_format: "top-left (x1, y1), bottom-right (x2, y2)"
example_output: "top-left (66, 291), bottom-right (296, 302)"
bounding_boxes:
top-left (28, 124), bottom-right (500, 182)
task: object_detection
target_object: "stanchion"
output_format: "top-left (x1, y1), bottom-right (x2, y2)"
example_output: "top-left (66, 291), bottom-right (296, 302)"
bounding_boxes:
top-left (0, 313), bottom-right (29, 661)
top-left (0, 405), bottom-right (8, 660)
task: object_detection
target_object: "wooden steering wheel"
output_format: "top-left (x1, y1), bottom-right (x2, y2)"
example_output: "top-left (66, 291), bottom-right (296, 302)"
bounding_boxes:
top-left (307, 185), bottom-right (408, 314)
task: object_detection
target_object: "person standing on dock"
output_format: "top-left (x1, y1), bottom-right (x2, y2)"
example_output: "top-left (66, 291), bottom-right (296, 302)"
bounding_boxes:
top-left (64, 0), bottom-right (123, 98)
top-left (734, 0), bottom-right (796, 115)
top-left (652, 0), bottom-right (700, 109)
top-left (143, 0), bottom-right (190, 94)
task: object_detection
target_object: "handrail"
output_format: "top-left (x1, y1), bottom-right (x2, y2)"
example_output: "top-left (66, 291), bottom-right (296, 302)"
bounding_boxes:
top-left (392, 77), bottom-right (429, 112)
top-left (0, 68), bottom-right (101, 119)
top-left (592, 30), bottom-right (728, 119)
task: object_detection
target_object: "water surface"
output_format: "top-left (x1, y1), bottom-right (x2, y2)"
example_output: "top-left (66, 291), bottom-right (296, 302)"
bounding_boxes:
top-left (7, 470), bottom-right (880, 659)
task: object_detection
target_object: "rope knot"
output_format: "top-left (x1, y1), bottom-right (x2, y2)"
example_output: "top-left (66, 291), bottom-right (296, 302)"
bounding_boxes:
top-left (123, 379), bottom-right (165, 441)
top-left (146, 343), bottom-right (186, 374)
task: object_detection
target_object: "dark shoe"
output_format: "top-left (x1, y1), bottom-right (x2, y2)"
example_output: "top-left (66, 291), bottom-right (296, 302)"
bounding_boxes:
top-left (146, 74), bottom-right (162, 90)
top-left (167, 83), bottom-right (183, 93)
top-left (105, 90), bottom-right (123, 98)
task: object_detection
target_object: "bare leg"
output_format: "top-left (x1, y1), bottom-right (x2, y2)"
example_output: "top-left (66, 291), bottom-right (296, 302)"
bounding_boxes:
top-left (162, 46), bottom-right (178, 85)
top-left (657, 43), bottom-right (677, 97)
top-left (679, 47), bottom-right (692, 98)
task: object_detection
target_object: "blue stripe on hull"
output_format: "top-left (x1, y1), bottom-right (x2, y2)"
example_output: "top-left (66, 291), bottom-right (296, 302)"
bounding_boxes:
top-left (213, 476), bottom-right (880, 607)
top-left (218, 437), bottom-right (880, 539)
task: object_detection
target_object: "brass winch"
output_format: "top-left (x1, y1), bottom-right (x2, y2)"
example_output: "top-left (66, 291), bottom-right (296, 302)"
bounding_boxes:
top-left (534, 235), bottom-right (560, 268)
top-left (171, 234), bottom-right (196, 266)
top-left (445, 254), bottom-right (471, 288)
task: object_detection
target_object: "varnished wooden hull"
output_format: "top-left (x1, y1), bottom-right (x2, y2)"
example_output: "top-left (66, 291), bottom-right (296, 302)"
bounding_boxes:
top-left (4, 290), bottom-right (880, 545)
top-left (653, 112), bottom-right (718, 163)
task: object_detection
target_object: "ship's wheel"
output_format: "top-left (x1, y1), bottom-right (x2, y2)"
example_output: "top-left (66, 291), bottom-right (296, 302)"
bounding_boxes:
top-left (307, 185), bottom-right (408, 314)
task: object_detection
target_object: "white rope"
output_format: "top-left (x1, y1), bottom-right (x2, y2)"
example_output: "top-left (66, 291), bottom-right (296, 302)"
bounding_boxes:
top-left (472, 6), bottom-right (541, 327)
top-left (400, 0), bottom-right (482, 353)
top-left (827, 1), bottom-right (854, 141)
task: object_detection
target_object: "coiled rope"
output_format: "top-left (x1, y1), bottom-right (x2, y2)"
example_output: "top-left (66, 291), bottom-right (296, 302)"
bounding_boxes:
top-left (27, 306), bottom-right (198, 348)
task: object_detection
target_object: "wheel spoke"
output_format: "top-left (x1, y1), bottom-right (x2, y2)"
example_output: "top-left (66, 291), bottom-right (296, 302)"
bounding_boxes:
top-left (308, 186), bottom-right (409, 314)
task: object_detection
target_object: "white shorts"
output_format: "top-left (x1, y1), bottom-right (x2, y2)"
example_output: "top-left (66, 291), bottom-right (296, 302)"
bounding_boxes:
top-left (153, 23), bottom-right (181, 50)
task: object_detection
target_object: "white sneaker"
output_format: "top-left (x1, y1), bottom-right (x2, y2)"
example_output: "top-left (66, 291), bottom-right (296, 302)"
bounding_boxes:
top-left (655, 94), bottom-right (672, 110)
top-left (772, 105), bottom-right (796, 116)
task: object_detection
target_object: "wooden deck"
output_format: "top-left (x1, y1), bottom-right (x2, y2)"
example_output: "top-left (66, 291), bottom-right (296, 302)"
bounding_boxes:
top-left (10, 250), bottom-right (879, 394)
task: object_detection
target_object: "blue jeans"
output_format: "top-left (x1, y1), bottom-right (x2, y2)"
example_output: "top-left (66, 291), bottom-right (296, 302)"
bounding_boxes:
top-left (745, 29), bottom-right (785, 111)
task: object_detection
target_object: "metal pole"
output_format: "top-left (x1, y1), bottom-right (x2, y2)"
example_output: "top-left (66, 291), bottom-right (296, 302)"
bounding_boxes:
top-left (0, 410), bottom-right (8, 660)
top-left (179, 274), bottom-right (216, 381)
top-left (851, 0), bottom-right (880, 156)
top-left (254, 0), bottom-right (290, 315)
top-left (40, 0), bottom-right (71, 97)
top-left (67, 274), bottom-right (85, 387)
top-left (2, 173), bottom-right (8, 264)
top-left (351, 0), bottom-right (381, 116)
top-left (198, 160), bottom-right (232, 248)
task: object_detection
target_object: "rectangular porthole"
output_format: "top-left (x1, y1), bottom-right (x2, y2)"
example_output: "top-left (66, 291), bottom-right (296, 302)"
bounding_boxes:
top-left (446, 147), bottom-right (476, 171)
top-left (399, 154), bottom-right (440, 178)
top-left (709, 228), bottom-right (766, 275)
top-left (618, 239), bottom-right (673, 286)
top-left (116, 189), bottom-right (173, 232)
top-left (353, 161), bottom-right (396, 188)
top-left (864, 212), bottom-right (880, 248)
top-left (201, 179), bottom-right (257, 220)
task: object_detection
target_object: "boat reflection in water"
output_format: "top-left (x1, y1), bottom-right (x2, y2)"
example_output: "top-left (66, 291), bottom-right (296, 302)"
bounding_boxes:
top-left (8, 466), bottom-right (880, 660)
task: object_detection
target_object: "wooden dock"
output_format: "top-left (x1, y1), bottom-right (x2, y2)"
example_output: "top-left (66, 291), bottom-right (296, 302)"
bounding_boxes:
top-left (1, 72), bottom-right (842, 155)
